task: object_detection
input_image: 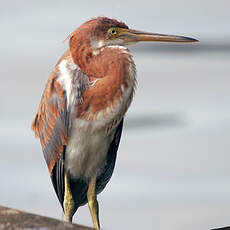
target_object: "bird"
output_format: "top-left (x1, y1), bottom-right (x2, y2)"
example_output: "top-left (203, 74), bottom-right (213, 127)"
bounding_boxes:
top-left (31, 17), bottom-right (198, 229)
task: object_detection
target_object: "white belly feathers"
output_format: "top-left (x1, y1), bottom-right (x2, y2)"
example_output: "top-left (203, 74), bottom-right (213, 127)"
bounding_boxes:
top-left (65, 120), bottom-right (116, 179)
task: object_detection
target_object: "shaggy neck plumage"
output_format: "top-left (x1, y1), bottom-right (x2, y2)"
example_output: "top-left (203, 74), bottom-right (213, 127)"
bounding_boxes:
top-left (69, 35), bottom-right (132, 83)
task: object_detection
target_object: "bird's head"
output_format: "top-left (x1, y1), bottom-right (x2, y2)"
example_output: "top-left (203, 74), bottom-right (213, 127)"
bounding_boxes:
top-left (69, 16), bottom-right (198, 54)
top-left (68, 17), bottom-right (198, 76)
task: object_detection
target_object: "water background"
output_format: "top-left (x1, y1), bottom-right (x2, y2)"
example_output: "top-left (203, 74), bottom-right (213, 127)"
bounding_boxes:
top-left (0, 1), bottom-right (230, 229)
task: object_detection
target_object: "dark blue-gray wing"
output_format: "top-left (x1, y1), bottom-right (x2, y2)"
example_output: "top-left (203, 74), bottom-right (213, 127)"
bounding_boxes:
top-left (96, 119), bottom-right (124, 194)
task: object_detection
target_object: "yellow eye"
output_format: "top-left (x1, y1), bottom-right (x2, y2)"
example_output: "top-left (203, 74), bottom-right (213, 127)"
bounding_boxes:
top-left (108, 28), bottom-right (117, 36)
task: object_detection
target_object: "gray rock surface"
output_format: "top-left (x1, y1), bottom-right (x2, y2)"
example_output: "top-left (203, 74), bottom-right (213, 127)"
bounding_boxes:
top-left (0, 206), bottom-right (93, 230)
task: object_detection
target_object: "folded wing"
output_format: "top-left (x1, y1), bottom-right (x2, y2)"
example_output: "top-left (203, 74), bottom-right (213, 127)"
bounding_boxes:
top-left (31, 72), bottom-right (69, 206)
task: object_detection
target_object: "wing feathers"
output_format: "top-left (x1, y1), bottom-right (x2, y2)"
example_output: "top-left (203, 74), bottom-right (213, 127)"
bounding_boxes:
top-left (96, 119), bottom-right (124, 194)
top-left (32, 55), bottom-right (92, 207)
top-left (31, 72), bottom-right (69, 174)
top-left (51, 147), bottom-right (65, 207)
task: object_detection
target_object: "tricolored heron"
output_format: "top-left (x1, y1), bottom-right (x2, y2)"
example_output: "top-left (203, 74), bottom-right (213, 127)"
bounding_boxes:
top-left (31, 17), bottom-right (198, 229)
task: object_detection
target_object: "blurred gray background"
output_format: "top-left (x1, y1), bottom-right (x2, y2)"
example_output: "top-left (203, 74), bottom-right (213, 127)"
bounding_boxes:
top-left (1, 1), bottom-right (230, 229)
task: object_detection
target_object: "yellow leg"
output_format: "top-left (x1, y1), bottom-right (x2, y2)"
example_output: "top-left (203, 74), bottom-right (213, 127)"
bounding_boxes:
top-left (63, 173), bottom-right (75, 222)
top-left (87, 177), bottom-right (100, 230)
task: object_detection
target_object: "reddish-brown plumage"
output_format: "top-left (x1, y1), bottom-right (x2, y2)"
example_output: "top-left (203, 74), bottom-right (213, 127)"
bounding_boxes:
top-left (69, 17), bottom-right (129, 78)
top-left (31, 72), bottom-right (68, 173)
top-left (67, 17), bottom-right (134, 120)
top-left (75, 47), bottom-right (133, 120)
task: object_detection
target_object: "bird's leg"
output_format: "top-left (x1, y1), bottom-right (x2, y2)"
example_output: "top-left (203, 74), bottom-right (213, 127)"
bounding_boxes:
top-left (87, 176), bottom-right (100, 230)
top-left (63, 172), bottom-right (75, 222)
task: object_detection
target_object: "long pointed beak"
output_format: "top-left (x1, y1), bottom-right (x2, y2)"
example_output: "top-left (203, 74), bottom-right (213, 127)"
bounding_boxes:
top-left (119, 28), bottom-right (198, 43)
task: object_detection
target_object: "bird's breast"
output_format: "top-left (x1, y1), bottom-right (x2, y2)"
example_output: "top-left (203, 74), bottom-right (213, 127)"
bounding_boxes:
top-left (76, 83), bottom-right (134, 134)
top-left (56, 47), bottom-right (136, 180)
top-left (75, 47), bottom-right (137, 132)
